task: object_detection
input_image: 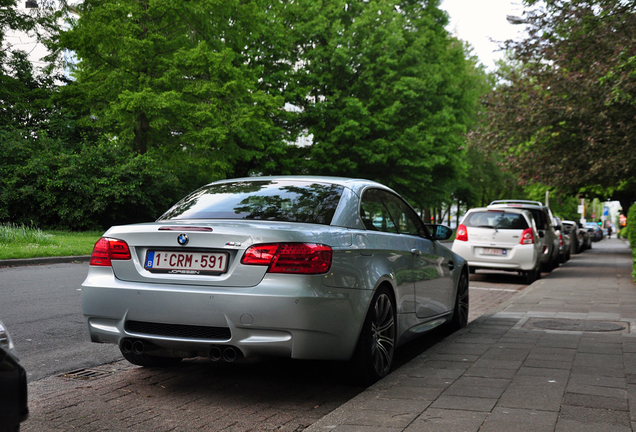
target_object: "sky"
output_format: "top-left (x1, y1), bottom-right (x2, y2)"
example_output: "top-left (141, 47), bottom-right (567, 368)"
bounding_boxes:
top-left (440, 0), bottom-right (527, 71)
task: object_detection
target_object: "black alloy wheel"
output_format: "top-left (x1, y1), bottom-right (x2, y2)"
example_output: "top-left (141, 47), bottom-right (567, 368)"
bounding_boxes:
top-left (449, 270), bottom-right (469, 331)
top-left (351, 287), bottom-right (396, 385)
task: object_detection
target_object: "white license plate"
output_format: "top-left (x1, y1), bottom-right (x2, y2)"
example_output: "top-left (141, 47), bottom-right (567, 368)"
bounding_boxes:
top-left (482, 248), bottom-right (507, 256)
top-left (145, 251), bottom-right (228, 275)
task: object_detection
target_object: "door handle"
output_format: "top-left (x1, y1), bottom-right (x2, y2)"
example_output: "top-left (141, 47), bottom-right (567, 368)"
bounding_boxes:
top-left (448, 260), bottom-right (455, 271)
top-left (410, 248), bottom-right (422, 256)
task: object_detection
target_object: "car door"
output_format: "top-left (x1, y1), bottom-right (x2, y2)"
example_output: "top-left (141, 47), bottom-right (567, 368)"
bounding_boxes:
top-left (381, 196), bottom-right (454, 318)
top-left (359, 189), bottom-right (415, 313)
top-left (361, 189), bottom-right (453, 319)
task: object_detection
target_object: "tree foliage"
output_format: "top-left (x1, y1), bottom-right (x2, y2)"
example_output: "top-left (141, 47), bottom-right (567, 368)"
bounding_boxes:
top-left (1, 0), bottom-right (495, 229)
top-left (57, 0), bottom-right (292, 189)
top-left (276, 0), bottom-right (486, 207)
top-left (0, 0), bottom-right (60, 130)
top-left (471, 0), bottom-right (636, 210)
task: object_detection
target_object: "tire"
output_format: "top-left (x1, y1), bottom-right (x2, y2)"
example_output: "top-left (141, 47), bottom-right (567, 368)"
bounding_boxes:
top-left (523, 263), bottom-right (539, 284)
top-left (121, 348), bottom-right (182, 367)
top-left (552, 253), bottom-right (560, 269)
top-left (541, 261), bottom-right (552, 273)
top-left (350, 287), bottom-right (396, 386)
top-left (448, 270), bottom-right (469, 331)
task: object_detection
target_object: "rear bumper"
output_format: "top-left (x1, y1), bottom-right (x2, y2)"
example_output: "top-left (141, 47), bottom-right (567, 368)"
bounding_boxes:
top-left (81, 267), bottom-right (371, 361)
top-left (453, 243), bottom-right (538, 272)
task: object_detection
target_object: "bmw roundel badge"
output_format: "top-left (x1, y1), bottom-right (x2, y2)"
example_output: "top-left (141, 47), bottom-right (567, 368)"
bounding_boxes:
top-left (177, 233), bottom-right (189, 246)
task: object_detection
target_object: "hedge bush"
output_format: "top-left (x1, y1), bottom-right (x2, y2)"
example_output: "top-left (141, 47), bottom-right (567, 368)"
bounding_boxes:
top-left (628, 203), bottom-right (636, 246)
top-left (0, 130), bottom-right (181, 230)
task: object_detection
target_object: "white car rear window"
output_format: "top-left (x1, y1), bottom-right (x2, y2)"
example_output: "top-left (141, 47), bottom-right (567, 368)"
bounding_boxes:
top-left (464, 211), bottom-right (529, 230)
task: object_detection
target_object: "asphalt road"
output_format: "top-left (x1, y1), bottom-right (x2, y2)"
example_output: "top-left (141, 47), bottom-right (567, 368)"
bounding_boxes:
top-left (1, 260), bottom-right (530, 431)
top-left (0, 262), bottom-right (122, 382)
top-left (0, 261), bottom-right (528, 383)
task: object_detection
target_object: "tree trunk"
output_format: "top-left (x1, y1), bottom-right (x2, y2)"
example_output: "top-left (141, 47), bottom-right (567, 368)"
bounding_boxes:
top-left (424, 208), bottom-right (432, 225)
top-left (133, 112), bottom-right (149, 154)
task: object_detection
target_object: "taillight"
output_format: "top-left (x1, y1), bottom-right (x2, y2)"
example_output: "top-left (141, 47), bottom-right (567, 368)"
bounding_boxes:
top-left (520, 228), bottom-right (534, 245)
top-left (559, 233), bottom-right (563, 246)
top-left (241, 243), bottom-right (332, 274)
top-left (90, 238), bottom-right (132, 266)
top-left (456, 224), bottom-right (468, 242)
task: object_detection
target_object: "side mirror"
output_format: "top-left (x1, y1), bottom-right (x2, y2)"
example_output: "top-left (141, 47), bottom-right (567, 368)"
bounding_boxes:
top-left (427, 224), bottom-right (453, 241)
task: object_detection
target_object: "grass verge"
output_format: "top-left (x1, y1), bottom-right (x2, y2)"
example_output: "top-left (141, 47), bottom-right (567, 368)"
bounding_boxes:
top-left (0, 223), bottom-right (102, 260)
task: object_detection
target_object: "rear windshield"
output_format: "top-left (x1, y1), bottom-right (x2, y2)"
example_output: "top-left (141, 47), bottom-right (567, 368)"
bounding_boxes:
top-left (157, 180), bottom-right (344, 225)
top-left (463, 211), bottom-right (529, 230)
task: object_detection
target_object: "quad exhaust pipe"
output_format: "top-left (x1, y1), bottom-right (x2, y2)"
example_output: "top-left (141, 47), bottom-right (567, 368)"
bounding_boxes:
top-left (121, 339), bottom-right (241, 362)
top-left (209, 346), bottom-right (240, 363)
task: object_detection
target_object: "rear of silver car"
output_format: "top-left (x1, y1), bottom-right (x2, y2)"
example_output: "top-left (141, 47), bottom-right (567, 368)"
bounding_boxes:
top-left (82, 192), bottom-right (368, 363)
top-left (82, 223), bottom-right (370, 362)
top-left (81, 177), bottom-right (468, 384)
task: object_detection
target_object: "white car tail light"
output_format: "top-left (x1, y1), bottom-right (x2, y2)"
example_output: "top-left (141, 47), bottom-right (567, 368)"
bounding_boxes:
top-left (520, 228), bottom-right (534, 245)
top-left (456, 224), bottom-right (468, 242)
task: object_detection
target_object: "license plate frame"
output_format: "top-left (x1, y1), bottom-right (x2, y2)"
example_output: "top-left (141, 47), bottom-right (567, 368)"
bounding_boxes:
top-left (144, 250), bottom-right (229, 275)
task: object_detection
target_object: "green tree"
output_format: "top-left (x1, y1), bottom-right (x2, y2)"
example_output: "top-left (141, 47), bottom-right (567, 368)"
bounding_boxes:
top-left (276, 0), bottom-right (486, 208)
top-left (57, 0), bottom-right (292, 190)
top-left (0, 0), bottom-right (62, 132)
top-left (472, 0), bottom-right (636, 211)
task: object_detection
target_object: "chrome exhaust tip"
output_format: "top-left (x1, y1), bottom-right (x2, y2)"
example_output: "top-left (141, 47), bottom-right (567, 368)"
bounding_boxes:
top-left (132, 340), bottom-right (145, 355)
top-left (209, 346), bottom-right (222, 362)
top-left (120, 339), bottom-right (133, 354)
top-left (223, 347), bottom-right (237, 363)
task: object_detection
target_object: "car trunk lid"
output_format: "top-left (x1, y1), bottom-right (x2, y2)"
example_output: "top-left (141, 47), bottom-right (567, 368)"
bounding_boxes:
top-left (101, 221), bottom-right (346, 287)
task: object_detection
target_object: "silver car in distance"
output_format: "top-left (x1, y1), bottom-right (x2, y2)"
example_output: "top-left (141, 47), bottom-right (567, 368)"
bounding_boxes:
top-left (81, 176), bottom-right (469, 384)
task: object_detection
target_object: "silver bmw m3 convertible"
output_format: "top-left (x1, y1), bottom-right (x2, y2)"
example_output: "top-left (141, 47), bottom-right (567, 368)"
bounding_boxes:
top-left (81, 176), bottom-right (469, 383)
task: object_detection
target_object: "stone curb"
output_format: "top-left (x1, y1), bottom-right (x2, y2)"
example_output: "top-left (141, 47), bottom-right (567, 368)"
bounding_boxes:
top-left (0, 255), bottom-right (91, 268)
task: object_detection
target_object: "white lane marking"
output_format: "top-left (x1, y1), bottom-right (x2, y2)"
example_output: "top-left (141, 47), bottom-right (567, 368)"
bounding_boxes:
top-left (469, 287), bottom-right (519, 292)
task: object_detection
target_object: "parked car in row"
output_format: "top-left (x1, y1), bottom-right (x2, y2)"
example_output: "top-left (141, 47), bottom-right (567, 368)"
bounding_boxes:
top-left (0, 320), bottom-right (28, 432)
top-left (82, 176), bottom-right (469, 384)
top-left (553, 217), bottom-right (571, 263)
top-left (488, 200), bottom-right (561, 272)
top-left (562, 220), bottom-right (591, 253)
top-left (561, 221), bottom-right (581, 254)
top-left (452, 207), bottom-right (542, 284)
top-left (586, 222), bottom-right (603, 242)
top-left (579, 224), bottom-right (592, 249)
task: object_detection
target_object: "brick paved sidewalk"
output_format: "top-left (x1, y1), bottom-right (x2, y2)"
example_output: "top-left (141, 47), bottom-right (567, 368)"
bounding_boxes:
top-left (307, 238), bottom-right (636, 432)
